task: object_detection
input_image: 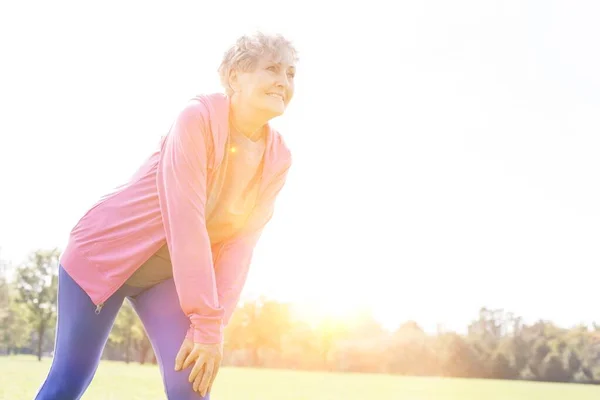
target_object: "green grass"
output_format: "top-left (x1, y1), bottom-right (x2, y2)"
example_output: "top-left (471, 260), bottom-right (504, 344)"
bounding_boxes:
top-left (0, 355), bottom-right (598, 399)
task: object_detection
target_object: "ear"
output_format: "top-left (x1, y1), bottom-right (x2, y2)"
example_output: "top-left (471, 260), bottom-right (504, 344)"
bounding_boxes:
top-left (228, 69), bottom-right (240, 94)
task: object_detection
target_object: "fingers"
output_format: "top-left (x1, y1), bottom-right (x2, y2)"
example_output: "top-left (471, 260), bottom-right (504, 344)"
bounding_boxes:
top-left (192, 362), bottom-right (206, 394)
top-left (174, 341), bottom-right (222, 397)
top-left (197, 360), bottom-right (215, 396)
top-left (181, 348), bottom-right (199, 371)
top-left (188, 354), bottom-right (206, 383)
top-left (174, 343), bottom-right (190, 371)
top-left (206, 362), bottom-right (220, 396)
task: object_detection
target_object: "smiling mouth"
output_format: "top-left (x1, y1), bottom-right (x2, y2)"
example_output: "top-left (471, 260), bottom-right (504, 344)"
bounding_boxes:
top-left (267, 93), bottom-right (284, 101)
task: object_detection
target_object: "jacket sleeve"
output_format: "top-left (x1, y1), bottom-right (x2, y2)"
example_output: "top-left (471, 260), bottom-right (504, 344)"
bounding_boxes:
top-left (156, 101), bottom-right (224, 344)
top-left (201, 159), bottom-right (291, 331)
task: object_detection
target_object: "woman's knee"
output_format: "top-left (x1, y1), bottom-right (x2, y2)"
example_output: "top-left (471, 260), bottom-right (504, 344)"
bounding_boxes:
top-left (35, 362), bottom-right (95, 400)
top-left (164, 371), bottom-right (210, 399)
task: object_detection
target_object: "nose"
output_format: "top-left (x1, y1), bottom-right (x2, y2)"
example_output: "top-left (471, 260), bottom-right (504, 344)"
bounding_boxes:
top-left (274, 71), bottom-right (289, 88)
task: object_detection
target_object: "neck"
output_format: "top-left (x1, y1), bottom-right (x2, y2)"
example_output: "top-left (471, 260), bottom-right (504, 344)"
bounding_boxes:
top-left (229, 96), bottom-right (268, 141)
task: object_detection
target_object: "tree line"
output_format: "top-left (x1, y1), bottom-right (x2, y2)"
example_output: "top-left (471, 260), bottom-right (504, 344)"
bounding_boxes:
top-left (1, 249), bottom-right (599, 385)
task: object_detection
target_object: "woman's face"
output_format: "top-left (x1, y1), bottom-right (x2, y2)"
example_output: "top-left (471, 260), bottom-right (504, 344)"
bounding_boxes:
top-left (230, 55), bottom-right (296, 119)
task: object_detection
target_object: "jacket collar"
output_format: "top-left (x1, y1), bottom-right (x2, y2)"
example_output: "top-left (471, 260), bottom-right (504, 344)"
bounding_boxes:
top-left (194, 92), bottom-right (290, 194)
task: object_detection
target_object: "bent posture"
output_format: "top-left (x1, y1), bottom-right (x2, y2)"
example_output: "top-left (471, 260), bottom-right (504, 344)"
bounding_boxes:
top-left (35, 32), bottom-right (297, 399)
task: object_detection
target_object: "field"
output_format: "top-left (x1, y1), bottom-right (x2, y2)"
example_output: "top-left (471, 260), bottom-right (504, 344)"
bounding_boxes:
top-left (0, 356), bottom-right (598, 400)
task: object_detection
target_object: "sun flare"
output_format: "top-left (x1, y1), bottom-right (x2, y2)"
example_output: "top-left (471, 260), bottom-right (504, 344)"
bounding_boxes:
top-left (292, 295), bottom-right (373, 329)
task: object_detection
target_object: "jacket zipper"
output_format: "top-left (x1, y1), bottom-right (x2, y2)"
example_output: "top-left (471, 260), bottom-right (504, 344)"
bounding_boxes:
top-left (93, 257), bottom-right (144, 315)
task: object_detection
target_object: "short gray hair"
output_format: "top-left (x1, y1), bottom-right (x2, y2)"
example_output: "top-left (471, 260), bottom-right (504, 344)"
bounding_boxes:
top-left (218, 32), bottom-right (298, 96)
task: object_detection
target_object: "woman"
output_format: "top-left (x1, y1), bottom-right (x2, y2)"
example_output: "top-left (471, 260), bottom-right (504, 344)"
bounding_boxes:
top-left (35, 32), bottom-right (297, 399)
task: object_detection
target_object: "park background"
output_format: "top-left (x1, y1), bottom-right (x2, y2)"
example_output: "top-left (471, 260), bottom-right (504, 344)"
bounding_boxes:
top-left (1, 0), bottom-right (600, 398)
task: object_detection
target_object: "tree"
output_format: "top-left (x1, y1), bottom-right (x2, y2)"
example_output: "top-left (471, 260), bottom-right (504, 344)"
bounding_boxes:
top-left (0, 257), bottom-right (11, 353)
top-left (436, 333), bottom-right (484, 378)
top-left (15, 249), bottom-right (60, 361)
top-left (529, 339), bottom-right (551, 377)
top-left (540, 353), bottom-right (570, 382)
top-left (224, 297), bottom-right (293, 367)
top-left (0, 255), bottom-right (9, 334)
top-left (1, 288), bottom-right (32, 354)
top-left (108, 301), bottom-right (145, 364)
top-left (315, 317), bottom-right (350, 371)
top-left (511, 336), bottom-right (530, 374)
top-left (389, 321), bottom-right (434, 376)
top-left (563, 349), bottom-right (581, 378)
top-left (138, 334), bottom-right (153, 364)
top-left (0, 252), bottom-right (32, 354)
top-left (489, 351), bottom-right (517, 380)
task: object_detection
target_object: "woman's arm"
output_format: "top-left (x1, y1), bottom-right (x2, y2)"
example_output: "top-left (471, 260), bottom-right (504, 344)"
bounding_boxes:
top-left (156, 101), bottom-right (224, 345)
top-left (212, 161), bottom-right (292, 328)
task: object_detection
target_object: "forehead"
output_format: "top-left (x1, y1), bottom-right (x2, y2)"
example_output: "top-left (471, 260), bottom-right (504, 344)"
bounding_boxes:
top-left (260, 50), bottom-right (297, 68)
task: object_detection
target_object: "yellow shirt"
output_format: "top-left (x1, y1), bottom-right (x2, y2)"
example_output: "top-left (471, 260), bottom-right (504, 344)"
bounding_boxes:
top-left (125, 128), bottom-right (266, 288)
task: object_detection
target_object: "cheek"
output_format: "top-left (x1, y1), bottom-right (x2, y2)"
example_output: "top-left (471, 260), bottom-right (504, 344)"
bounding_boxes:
top-left (286, 84), bottom-right (295, 102)
top-left (245, 85), bottom-right (264, 103)
top-left (251, 78), bottom-right (271, 97)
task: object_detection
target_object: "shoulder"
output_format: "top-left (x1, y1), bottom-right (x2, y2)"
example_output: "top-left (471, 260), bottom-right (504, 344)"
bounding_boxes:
top-left (169, 93), bottom-right (230, 149)
top-left (162, 95), bottom-right (223, 156)
top-left (177, 92), bottom-right (228, 123)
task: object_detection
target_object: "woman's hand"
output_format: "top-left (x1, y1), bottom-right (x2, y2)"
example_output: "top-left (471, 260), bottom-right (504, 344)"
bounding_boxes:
top-left (174, 338), bottom-right (223, 397)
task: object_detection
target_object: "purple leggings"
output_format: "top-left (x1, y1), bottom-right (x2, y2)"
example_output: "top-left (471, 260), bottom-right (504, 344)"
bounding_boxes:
top-left (35, 265), bottom-right (208, 399)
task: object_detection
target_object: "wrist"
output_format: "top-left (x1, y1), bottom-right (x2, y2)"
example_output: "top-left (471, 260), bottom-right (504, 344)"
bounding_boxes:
top-left (186, 323), bottom-right (224, 344)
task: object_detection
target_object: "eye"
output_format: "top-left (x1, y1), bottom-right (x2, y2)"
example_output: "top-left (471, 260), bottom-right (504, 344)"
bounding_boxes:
top-left (287, 70), bottom-right (296, 79)
top-left (266, 65), bottom-right (278, 72)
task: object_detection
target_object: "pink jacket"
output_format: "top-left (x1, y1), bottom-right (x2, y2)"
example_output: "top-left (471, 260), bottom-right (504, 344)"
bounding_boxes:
top-left (60, 93), bottom-right (292, 344)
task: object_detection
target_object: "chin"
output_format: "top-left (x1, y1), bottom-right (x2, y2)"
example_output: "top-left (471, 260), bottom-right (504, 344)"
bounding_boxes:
top-left (263, 105), bottom-right (286, 119)
top-left (260, 97), bottom-right (286, 118)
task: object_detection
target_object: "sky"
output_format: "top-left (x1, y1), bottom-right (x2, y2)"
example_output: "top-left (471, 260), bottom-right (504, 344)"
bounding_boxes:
top-left (1, 0), bottom-right (599, 333)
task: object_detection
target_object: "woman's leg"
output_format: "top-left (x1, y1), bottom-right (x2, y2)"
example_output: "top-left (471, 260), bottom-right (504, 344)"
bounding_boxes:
top-left (35, 265), bottom-right (128, 400)
top-left (129, 279), bottom-right (209, 400)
